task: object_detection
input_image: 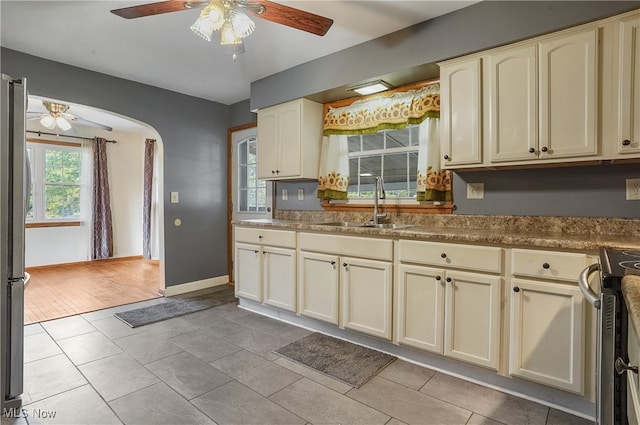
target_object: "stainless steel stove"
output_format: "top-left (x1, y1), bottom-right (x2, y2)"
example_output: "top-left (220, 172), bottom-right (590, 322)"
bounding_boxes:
top-left (581, 247), bottom-right (639, 425)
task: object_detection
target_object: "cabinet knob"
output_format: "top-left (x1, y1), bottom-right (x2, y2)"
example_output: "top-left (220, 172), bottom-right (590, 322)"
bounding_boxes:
top-left (513, 286), bottom-right (520, 293)
top-left (622, 139), bottom-right (632, 146)
top-left (541, 146), bottom-right (548, 153)
top-left (258, 235), bottom-right (263, 239)
top-left (343, 263), bottom-right (348, 268)
top-left (435, 276), bottom-right (442, 281)
top-left (542, 262), bottom-right (550, 269)
top-left (253, 250), bottom-right (259, 254)
top-left (443, 154), bottom-right (450, 160)
top-left (271, 170), bottom-right (276, 174)
top-left (445, 277), bottom-right (452, 283)
top-left (528, 147), bottom-right (535, 153)
top-left (276, 169), bottom-right (280, 174)
top-left (441, 253), bottom-right (447, 259)
top-left (330, 261), bottom-right (336, 266)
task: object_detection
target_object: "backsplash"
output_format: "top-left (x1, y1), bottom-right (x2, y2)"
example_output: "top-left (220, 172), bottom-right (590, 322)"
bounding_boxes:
top-left (274, 210), bottom-right (640, 237)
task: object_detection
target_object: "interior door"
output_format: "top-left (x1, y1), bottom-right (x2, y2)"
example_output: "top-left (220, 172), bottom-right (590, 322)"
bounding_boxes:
top-left (229, 125), bottom-right (273, 283)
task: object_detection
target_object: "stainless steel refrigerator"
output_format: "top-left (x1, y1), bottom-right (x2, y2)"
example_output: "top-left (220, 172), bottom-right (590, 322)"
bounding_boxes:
top-left (0, 73), bottom-right (27, 411)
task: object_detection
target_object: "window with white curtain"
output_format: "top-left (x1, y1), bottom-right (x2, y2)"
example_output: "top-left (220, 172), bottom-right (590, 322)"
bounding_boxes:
top-left (347, 125), bottom-right (419, 198)
top-left (26, 141), bottom-right (83, 221)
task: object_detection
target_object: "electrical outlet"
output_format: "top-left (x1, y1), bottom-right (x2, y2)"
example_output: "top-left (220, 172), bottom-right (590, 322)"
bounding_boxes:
top-left (282, 189), bottom-right (288, 201)
top-left (170, 191), bottom-right (179, 204)
top-left (626, 178), bottom-right (640, 200)
top-left (297, 188), bottom-right (304, 201)
top-left (466, 183), bottom-right (484, 200)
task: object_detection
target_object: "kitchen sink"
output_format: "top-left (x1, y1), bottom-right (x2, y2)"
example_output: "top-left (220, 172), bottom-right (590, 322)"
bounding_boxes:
top-left (313, 221), bottom-right (416, 229)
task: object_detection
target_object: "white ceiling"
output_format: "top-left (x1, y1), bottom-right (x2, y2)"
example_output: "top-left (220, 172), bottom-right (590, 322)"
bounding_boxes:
top-left (1, 0), bottom-right (477, 107)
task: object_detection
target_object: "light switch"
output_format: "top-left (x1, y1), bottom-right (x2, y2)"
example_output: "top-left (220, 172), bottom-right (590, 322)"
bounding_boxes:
top-left (297, 189), bottom-right (304, 200)
top-left (170, 191), bottom-right (179, 204)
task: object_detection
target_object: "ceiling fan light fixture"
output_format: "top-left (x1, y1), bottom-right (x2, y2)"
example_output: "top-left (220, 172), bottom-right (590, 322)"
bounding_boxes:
top-left (55, 116), bottom-right (72, 131)
top-left (223, 39), bottom-right (245, 61)
top-left (40, 114), bottom-right (56, 129)
top-left (220, 19), bottom-right (241, 45)
top-left (190, 1), bottom-right (225, 41)
top-left (229, 8), bottom-right (255, 39)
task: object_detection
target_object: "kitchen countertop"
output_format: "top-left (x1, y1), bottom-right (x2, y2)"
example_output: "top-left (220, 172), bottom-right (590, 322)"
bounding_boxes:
top-left (623, 276), bottom-right (640, 343)
top-left (233, 218), bottom-right (640, 252)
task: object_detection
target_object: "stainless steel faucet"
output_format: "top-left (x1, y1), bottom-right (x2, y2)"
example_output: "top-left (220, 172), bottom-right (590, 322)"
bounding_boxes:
top-left (372, 176), bottom-right (387, 225)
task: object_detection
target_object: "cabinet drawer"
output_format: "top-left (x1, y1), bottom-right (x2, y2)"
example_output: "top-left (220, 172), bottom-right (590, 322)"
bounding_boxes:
top-left (398, 240), bottom-right (502, 274)
top-left (511, 249), bottom-right (588, 282)
top-left (298, 233), bottom-right (393, 261)
top-left (235, 227), bottom-right (296, 248)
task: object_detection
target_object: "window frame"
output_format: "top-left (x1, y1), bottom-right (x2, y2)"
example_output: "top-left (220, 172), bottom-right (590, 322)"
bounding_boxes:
top-left (321, 79), bottom-right (452, 214)
top-left (26, 139), bottom-right (84, 226)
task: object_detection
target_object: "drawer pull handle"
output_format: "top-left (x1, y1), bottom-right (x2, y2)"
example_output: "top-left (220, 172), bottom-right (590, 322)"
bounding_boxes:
top-left (528, 147), bottom-right (535, 153)
top-left (441, 253), bottom-right (447, 259)
top-left (615, 357), bottom-right (639, 375)
top-left (513, 286), bottom-right (520, 293)
top-left (542, 263), bottom-right (550, 269)
top-left (445, 277), bottom-right (452, 283)
top-left (622, 139), bottom-right (632, 146)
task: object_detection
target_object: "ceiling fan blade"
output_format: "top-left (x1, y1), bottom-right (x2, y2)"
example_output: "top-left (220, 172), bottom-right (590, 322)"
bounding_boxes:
top-left (111, 0), bottom-right (206, 19)
top-left (74, 117), bottom-right (114, 132)
top-left (249, 0), bottom-right (333, 36)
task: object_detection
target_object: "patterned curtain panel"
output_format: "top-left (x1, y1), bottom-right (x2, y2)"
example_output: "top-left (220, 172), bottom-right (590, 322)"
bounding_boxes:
top-left (323, 83), bottom-right (440, 136)
top-left (142, 139), bottom-right (155, 259)
top-left (92, 138), bottom-right (114, 260)
top-left (416, 118), bottom-right (452, 202)
top-left (317, 135), bottom-right (350, 200)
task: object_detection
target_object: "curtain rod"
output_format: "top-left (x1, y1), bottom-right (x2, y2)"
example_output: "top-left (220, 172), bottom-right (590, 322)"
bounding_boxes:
top-left (26, 130), bottom-right (117, 143)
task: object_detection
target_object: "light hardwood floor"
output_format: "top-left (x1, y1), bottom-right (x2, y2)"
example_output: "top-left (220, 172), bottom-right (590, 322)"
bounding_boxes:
top-left (24, 257), bottom-right (162, 324)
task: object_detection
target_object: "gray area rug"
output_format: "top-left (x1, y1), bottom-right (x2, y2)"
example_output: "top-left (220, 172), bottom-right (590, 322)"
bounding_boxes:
top-left (274, 332), bottom-right (396, 388)
top-left (115, 287), bottom-right (236, 327)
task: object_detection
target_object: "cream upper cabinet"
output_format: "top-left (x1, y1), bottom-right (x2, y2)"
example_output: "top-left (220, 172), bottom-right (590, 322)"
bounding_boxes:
top-left (508, 248), bottom-right (590, 394)
top-left (485, 44), bottom-right (538, 163)
top-left (608, 12), bottom-right (640, 159)
top-left (257, 98), bottom-right (323, 180)
top-left (485, 27), bottom-right (599, 165)
top-left (397, 240), bottom-right (502, 370)
top-left (440, 57), bottom-right (483, 168)
top-left (539, 28), bottom-right (599, 160)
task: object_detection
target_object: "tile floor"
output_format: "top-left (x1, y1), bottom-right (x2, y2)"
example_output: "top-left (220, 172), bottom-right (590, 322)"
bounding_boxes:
top-left (2, 293), bottom-right (595, 425)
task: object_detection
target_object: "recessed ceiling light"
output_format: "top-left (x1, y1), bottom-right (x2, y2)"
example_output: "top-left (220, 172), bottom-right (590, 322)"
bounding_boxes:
top-left (347, 80), bottom-right (393, 96)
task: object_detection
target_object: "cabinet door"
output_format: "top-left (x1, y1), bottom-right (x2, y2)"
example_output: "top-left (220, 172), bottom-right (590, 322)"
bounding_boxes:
top-left (628, 322), bottom-right (640, 425)
top-left (263, 247), bottom-right (296, 312)
top-left (440, 57), bottom-right (482, 167)
top-left (397, 264), bottom-right (444, 353)
top-left (486, 44), bottom-right (538, 163)
top-left (341, 257), bottom-right (393, 340)
top-left (614, 14), bottom-right (640, 156)
top-left (509, 278), bottom-right (584, 393)
top-left (234, 242), bottom-right (262, 302)
top-left (257, 107), bottom-right (279, 179)
top-left (539, 28), bottom-right (598, 159)
top-left (444, 270), bottom-right (501, 370)
top-left (298, 251), bottom-right (340, 324)
top-left (277, 101), bottom-right (302, 178)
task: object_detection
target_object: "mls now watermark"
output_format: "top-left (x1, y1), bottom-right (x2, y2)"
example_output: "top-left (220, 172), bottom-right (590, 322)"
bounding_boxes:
top-left (3, 407), bottom-right (57, 419)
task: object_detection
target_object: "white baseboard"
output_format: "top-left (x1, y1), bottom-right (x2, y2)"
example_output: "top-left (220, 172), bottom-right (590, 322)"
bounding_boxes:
top-left (163, 275), bottom-right (229, 296)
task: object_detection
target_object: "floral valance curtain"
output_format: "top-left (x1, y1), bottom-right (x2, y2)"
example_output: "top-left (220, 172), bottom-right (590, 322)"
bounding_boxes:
top-left (318, 82), bottom-right (451, 202)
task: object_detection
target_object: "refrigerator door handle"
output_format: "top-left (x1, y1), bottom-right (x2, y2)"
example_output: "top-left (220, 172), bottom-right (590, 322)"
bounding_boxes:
top-left (9, 77), bottom-right (26, 279)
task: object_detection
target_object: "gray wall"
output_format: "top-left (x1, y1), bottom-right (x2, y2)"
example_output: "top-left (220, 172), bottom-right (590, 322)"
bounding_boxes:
top-left (251, 1), bottom-right (640, 110)
top-left (2, 48), bottom-right (230, 287)
top-left (229, 99), bottom-right (256, 128)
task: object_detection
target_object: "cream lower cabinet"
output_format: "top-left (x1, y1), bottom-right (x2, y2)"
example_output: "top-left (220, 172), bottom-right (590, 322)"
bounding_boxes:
top-left (397, 240), bottom-right (502, 370)
top-left (298, 233), bottom-right (394, 340)
top-left (508, 248), bottom-right (589, 394)
top-left (234, 226), bottom-right (297, 311)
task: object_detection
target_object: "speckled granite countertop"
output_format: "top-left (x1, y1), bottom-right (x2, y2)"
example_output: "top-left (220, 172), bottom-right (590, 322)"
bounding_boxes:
top-left (233, 214), bottom-right (640, 252)
top-left (623, 276), bottom-right (640, 342)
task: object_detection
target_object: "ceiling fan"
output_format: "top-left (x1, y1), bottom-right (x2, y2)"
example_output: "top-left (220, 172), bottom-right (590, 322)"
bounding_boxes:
top-left (111, 0), bottom-right (334, 59)
top-left (27, 101), bottom-right (113, 133)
